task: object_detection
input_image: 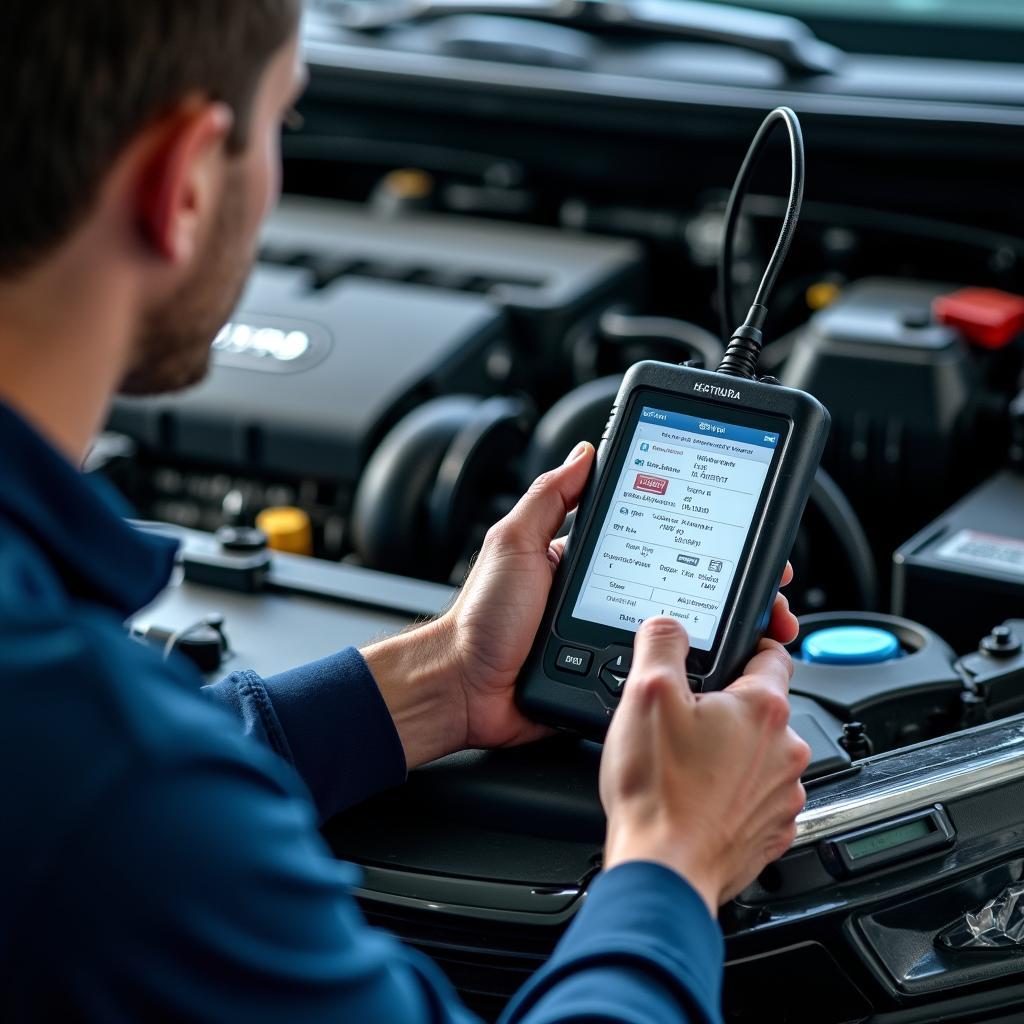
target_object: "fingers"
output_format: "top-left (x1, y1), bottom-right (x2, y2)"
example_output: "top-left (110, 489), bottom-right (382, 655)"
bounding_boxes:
top-left (625, 617), bottom-right (693, 709)
top-left (748, 738), bottom-right (811, 846)
top-left (725, 638), bottom-right (794, 701)
top-left (768, 592), bottom-right (799, 645)
top-left (546, 536), bottom-right (568, 572)
top-left (780, 561), bottom-right (794, 588)
top-left (500, 442), bottom-right (594, 551)
top-left (603, 616), bottom-right (693, 807)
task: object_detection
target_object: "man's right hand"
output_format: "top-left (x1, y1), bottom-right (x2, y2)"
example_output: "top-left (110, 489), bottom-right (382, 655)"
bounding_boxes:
top-left (599, 617), bottom-right (811, 916)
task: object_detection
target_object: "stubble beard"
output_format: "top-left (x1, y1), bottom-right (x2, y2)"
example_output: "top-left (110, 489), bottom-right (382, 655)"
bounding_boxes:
top-left (120, 165), bottom-right (254, 397)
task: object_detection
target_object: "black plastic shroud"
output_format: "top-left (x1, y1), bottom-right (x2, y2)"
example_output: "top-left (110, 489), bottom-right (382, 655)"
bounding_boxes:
top-left (516, 360), bottom-right (830, 739)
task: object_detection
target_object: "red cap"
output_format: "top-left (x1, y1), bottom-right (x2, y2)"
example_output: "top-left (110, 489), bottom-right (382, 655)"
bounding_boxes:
top-left (933, 287), bottom-right (1024, 350)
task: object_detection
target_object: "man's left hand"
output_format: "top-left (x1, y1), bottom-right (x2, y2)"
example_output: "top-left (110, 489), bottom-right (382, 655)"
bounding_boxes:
top-left (442, 440), bottom-right (597, 750)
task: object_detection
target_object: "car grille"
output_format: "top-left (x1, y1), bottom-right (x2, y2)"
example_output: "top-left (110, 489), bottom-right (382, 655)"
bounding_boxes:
top-left (360, 898), bottom-right (567, 1022)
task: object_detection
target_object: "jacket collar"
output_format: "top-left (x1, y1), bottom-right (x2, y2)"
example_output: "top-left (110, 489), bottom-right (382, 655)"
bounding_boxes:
top-left (0, 403), bottom-right (178, 618)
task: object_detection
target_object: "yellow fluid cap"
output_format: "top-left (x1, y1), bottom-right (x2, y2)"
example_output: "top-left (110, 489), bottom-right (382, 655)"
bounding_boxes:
top-left (256, 507), bottom-right (314, 557)
top-left (383, 168), bottom-right (434, 200)
top-left (806, 280), bottom-right (842, 311)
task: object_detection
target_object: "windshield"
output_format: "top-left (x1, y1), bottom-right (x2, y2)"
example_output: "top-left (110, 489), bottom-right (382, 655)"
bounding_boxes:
top-left (703, 0), bottom-right (1024, 29)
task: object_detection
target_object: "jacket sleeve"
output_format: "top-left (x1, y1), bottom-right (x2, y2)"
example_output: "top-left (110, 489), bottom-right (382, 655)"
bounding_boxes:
top-left (16, 753), bottom-right (481, 1024)
top-left (202, 646), bottom-right (407, 820)
top-left (19, 751), bottom-right (721, 1024)
top-left (197, 655), bottom-right (724, 1024)
top-left (503, 862), bottom-right (724, 1024)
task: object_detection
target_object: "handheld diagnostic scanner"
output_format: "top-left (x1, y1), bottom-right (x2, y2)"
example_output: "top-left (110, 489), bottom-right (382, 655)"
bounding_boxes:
top-left (516, 108), bottom-right (830, 736)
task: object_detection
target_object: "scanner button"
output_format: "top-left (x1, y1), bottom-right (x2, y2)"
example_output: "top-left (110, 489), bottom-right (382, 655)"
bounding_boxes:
top-left (600, 653), bottom-right (633, 694)
top-left (556, 647), bottom-right (592, 675)
top-left (606, 653), bottom-right (632, 673)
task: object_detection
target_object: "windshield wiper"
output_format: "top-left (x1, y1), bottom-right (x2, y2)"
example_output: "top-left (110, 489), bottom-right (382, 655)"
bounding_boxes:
top-left (318, 0), bottom-right (844, 76)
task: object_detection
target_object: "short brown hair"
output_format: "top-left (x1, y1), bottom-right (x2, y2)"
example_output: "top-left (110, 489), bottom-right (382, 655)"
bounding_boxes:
top-left (0, 1), bottom-right (301, 274)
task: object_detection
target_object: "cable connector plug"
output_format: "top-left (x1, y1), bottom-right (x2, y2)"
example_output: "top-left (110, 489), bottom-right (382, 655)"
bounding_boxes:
top-left (717, 304), bottom-right (768, 379)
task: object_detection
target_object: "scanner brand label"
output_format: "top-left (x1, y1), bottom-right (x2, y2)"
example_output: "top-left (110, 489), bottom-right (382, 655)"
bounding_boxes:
top-left (693, 382), bottom-right (743, 400)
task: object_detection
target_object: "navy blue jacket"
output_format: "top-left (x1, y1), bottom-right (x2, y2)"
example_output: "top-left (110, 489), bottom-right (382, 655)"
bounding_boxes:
top-left (0, 402), bottom-right (724, 1023)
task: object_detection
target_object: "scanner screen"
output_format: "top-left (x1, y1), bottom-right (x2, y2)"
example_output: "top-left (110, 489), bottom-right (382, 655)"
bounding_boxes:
top-left (571, 405), bottom-right (780, 652)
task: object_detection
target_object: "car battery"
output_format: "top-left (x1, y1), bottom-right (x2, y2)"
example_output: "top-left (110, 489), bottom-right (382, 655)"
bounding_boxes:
top-left (893, 471), bottom-right (1024, 654)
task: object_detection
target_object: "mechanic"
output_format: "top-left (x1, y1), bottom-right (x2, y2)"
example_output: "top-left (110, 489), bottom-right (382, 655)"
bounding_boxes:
top-left (0, 3), bottom-right (810, 1022)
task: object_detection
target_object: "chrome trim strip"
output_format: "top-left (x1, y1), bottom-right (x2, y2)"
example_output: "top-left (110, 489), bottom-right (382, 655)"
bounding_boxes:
top-left (795, 721), bottom-right (1024, 847)
top-left (352, 886), bottom-right (583, 926)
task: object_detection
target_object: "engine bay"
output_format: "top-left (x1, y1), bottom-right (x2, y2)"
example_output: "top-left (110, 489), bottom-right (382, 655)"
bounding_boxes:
top-left (102, 7), bottom-right (1024, 1021)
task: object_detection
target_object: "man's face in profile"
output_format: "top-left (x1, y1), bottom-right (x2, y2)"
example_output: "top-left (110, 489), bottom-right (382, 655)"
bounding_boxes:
top-left (120, 39), bottom-right (305, 397)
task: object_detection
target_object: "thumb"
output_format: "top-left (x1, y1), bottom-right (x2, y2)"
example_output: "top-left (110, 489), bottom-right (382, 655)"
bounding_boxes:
top-left (504, 442), bottom-right (594, 548)
top-left (625, 616), bottom-right (694, 708)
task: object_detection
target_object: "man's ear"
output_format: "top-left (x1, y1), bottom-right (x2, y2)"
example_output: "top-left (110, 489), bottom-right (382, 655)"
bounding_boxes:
top-left (136, 101), bottom-right (235, 265)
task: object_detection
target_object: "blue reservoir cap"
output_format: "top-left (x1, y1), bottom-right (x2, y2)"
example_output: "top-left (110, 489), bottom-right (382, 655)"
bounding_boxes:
top-left (801, 626), bottom-right (901, 666)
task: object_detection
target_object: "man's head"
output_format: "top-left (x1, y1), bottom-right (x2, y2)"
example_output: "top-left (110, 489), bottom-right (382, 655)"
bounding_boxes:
top-left (1, 1), bottom-right (305, 395)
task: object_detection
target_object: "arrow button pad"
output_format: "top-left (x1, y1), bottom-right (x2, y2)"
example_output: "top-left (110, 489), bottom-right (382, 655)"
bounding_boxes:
top-left (599, 650), bottom-right (633, 696)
